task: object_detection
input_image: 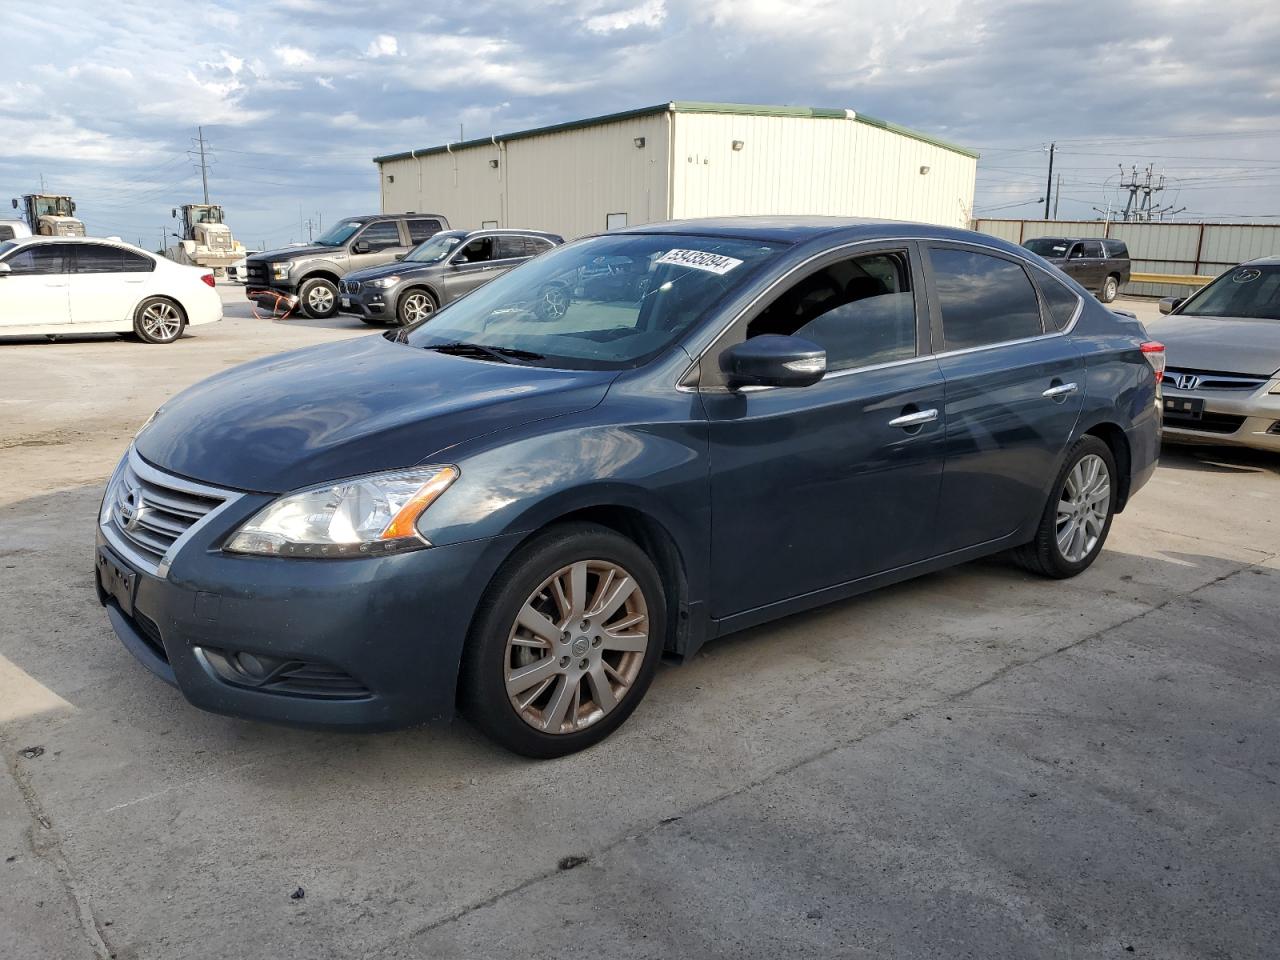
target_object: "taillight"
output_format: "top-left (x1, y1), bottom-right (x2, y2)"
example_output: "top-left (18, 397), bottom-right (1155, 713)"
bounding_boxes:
top-left (201, 273), bottom-right (216, 288)
top-left (1141, 341), bottom-right (1166, 398)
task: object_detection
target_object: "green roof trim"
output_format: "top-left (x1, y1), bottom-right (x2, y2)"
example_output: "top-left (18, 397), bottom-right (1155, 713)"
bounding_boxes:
top-left (850, 111), bottom-right (980, 160)
top-left (373, 101), bottom-right (977, 164)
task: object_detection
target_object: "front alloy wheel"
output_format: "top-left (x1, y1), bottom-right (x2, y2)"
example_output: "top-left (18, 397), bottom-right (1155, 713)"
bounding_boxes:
top-left (461, 523), bottom-right (665, 757)
top-left (505, 559), bottom-right (649, 735)
top-left (397, 289), bottom-right (436, 326)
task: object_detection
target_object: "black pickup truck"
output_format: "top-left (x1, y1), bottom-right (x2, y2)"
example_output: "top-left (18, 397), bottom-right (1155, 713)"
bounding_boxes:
top-left (1022, 237), bottom-right (1131, 303)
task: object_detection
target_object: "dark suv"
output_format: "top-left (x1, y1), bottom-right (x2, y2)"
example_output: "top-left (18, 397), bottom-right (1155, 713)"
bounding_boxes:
top-left (244, 213), bottom-right (450, 318)
top-left (1023, 237), bottom-right (1130, 303)
top-left (338, 229), bottom-right (562, 326)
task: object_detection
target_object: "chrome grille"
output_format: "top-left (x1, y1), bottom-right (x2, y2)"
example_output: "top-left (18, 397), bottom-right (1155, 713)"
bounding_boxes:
top-left (102, 448), bottom-right (238, 576)
top-left (1163, 368), bottom-right (1268, 392)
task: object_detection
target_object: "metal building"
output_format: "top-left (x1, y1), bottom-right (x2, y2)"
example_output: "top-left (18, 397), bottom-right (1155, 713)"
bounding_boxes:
top-left (373, 101), bottom-right (979, 240)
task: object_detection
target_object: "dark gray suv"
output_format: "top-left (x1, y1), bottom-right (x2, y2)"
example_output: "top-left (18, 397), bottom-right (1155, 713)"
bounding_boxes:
top-left (1022, 237), bottom-right (1131, 303)
top-left (244, 213), bottom-right (450, 318)
top-left (338, 228), bottom-right (563, 326)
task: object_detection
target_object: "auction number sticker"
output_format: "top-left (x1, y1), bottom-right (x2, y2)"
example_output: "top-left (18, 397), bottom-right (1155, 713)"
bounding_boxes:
top-left (656, 249), bottom-right (744, 275)
top-left (1232, 268), bottom-right (1261, 283)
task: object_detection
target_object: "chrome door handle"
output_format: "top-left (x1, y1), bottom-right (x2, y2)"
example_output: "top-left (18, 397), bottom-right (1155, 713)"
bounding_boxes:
top-left (888, 408), bottom-right (938, 428)
top-left (1042, 382), bottom-right (1078, 398)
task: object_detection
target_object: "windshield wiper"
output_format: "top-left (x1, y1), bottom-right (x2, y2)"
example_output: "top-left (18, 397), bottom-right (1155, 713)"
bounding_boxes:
top-left (423, 341), bottom-right (546, 364)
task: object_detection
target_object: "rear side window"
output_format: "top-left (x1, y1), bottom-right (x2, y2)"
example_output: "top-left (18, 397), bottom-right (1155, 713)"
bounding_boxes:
top-left (0, 225), bottom-right (14, 241)
top-left (1081, 240), bottom-right (1104, 258)
top-left (4, 245), bottom-right (66, 275)
top-left (1034, 269), bottom-right (1082, 330)
top-left (1105, 240), bottom-right (1129, 259)
top-left (407, 219), bottom-right (442, 243)
top-left (496, 236), bottom-right (530, 260)
top-left (358, 221), bottom-right (402, 249)
top-left (930, 247), bottom-right (1044, 350)
top-left (529, 237), bottom-right (555, 254)
top-left (746, 251), bottom-right (918, 372)
top-left (74, 244), bottom-right (154, 273)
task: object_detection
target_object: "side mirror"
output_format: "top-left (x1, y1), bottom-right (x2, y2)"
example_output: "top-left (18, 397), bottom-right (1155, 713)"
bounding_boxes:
top-left (352, 241), bottom-right (370, 254)
top-left (720, 335), bottom-right (826, 389)
top-left (70, 202), bottom-right (76, 213)
top-left (1158, 297), bottom-right (1185, 315)
top-left (9, 199), bottom-right (16, 210)
top-left (171, 208), bottom-right (177, 218)
top-left (394, 253), bottom-right (406, 261)
top-left (0, 262), bottom-right (11, 276)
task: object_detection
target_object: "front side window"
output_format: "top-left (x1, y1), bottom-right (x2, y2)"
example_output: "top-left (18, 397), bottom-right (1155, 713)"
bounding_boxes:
top-left (454, 237), bottom-right (495, 264)
top-left (357, 221), bottom-right (402, 250)
top-left (745, 252), bottom-right (917, 372)
top-left (930, 247), bottom-right (1044, 350)
top-left (1178, 264), bottom-right (1280, 321)
top-left (400, 233), bottom-right (782, 370)
top-left (4, 245), bottom-right (66, 275)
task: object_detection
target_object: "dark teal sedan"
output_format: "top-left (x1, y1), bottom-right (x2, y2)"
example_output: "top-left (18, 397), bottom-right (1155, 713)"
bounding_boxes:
top-left (96, 218), bottom-right (1163, 756)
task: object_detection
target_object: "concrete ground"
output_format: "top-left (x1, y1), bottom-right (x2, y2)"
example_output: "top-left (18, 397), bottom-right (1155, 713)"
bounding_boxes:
top-left (1, 292), bottom-right (1276, 959)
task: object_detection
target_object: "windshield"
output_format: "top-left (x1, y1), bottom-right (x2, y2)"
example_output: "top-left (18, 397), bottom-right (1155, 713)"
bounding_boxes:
top-left (191, 206), bottom-right (223, 224)
top-left (1023, 238), bottom-right (1071, 258)
top-left (404, 231), bottom-right (465, 264)
top-left (33, 197), bottom-right (73, 217)
top-left (400, 233), bottom-right (784, 369)
top-left (314, 219), bottom-right (363, 247)
top-left (1179, 264), bottom-right (1280, 320)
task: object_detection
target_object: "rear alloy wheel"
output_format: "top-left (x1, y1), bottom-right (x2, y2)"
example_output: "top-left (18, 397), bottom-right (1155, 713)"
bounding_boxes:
top-left (132, 297), bottom-right (186, 344)
top-left (1013, 435), bottom-right (1117, 578)
top-left (1100, 274), bottom-right (1119, 303)
top-left (396, 289), bottom-right (436, 326)
top-left (461, 524), bottom-right (664, 757)
top-left (299, 277), bottom-right (339, 318)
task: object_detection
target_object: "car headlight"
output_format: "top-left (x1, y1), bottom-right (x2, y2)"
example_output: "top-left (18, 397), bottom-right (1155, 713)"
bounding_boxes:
top-left (270, 263), bottom-right (291, 280)
top-left (225, 465), bottom-right (458, 558)
top-left (368, 276), bottom-right (400, 288)
top-left (1269, 377), bottom-right (1280, 395)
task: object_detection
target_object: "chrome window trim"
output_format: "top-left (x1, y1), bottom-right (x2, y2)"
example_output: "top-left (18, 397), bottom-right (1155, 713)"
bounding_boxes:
top-left (100, 446), bottom-right (244, 579)
top-left (679, 234), bottom-right (1078, 392)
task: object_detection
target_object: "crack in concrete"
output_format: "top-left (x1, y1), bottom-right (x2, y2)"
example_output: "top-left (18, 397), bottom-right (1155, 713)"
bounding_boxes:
top-left (1, 733), bottom-right (113, 960)
top-left (364, 555), bottom-right (1274, 959)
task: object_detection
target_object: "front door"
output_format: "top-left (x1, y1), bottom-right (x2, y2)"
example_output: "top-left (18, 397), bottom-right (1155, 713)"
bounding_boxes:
top-left (347, 220), bottom-right (406, 273)
top-left (439, 237), bottom-right (501, 304)
top-left (923, 244), bottom-right (1085, 553)
top-left (0, 244), bottom-right (70, 328)
top-left (702, 243), bottom-right (947, 618)
top-left (67, 243), bottom-right (154, 323)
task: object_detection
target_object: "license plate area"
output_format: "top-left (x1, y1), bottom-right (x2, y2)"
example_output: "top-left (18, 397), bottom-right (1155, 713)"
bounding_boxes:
top-left (341, 296), bottom-right (351, 308)
top-left (1164, 396), bottom-right (1204, 419)
top-left (96, 544), bottom-right (137, 616)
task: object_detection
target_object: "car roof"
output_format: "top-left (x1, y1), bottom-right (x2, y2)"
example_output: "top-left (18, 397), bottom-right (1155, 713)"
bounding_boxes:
top-left (4, 235), bottom-right (149, 253)
top-left (620, 216), bottom-right (1043, 255)
top-left (1028, 236), bottom-right (1121, 244)
top-left (1243, 255), bottom-right (1280, 266)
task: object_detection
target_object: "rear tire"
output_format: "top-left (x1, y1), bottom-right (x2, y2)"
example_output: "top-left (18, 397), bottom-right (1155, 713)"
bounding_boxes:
top-left (132, 297), bottom-right (186, 344)
top-left (459, 523), bottom-right (665, 758)
top-left (1099, 274), bottom-right (1120, 303)
top-left (1013, 435), bottom-right (1117, 579)
top-left (299, 277), bottom-right (339, 318)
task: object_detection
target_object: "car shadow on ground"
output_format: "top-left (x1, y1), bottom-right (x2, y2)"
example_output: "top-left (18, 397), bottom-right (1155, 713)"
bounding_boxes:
top-left (1158, 442), bottom-right (1279, 476)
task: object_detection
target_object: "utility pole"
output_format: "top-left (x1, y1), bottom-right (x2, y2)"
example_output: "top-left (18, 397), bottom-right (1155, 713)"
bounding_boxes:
top-left (1053, 173), bottom-right (1062, 219)
top-left (197, 126), bottom-right (210, 205)
top-left (1043, 142), bottom-right (1055, 220)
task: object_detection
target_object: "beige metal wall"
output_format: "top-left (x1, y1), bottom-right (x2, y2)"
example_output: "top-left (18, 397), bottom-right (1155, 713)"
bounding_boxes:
top-left (378, 112), bottom-right (671, 240)
top-left (670, 113), bottom-right (977, 228)
top-left (974, 218), bottom-right (1280, 297)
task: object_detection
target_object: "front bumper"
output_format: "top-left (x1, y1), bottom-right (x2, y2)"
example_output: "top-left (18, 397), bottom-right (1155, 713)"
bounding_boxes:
top-left (1161, 384), bottom-right (1280, 453)
top-left (337, 283), bottom-right (393, 319)
top-left (96, 493), bottom-right (519, 731)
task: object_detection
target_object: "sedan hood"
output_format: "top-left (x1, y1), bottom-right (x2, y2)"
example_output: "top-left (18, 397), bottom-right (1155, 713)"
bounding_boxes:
top-left (136, 336), bottom-right (615, 493)
top-left (1147, 313), bottom-right (1280, 376)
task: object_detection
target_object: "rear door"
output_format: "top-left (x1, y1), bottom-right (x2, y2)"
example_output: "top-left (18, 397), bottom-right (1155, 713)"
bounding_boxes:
top-left (1078, 240), bottom-right (1106, 290)
top-left (68, 243), bottom-right (154, 323)
top-left (702, 243), bottom-right (947, 617)
top-left (925, 243), bottom-right (1085, 553)
top-left (0, 244), bottom-right (71, 328)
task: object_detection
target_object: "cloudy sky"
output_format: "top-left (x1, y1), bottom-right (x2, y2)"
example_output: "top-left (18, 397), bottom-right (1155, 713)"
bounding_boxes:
top-left (3, 0), bottom-right (1279, 248)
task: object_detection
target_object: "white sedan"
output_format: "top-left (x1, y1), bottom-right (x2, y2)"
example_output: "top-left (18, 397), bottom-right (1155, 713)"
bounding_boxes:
top-left (0, 236), bottom-right (222, 344)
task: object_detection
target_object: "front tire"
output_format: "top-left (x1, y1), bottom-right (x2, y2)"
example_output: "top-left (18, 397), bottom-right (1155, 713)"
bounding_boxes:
top-left (299, 277), bottom-right (339, 318)
top-left (460, 523), bottom-right (665, 758)
top-left (132, 297), bottom-right (186, 344)
top-left (1014, 435), bottom-right (1117, 579)
top-left (1099, 274), bottom-right (1120, 303)
top-left (396, 288), bottom-right (437, 326)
